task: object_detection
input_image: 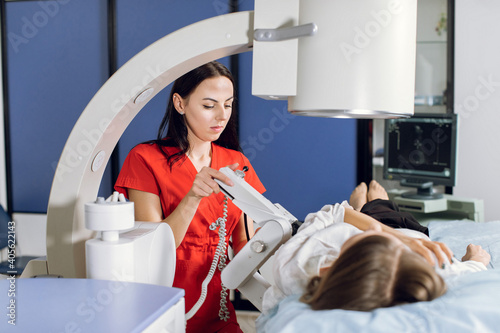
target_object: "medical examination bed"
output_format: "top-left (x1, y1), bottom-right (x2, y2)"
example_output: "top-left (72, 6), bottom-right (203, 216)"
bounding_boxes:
top-left (211, 167), bottom-right (500, 333)
top-left (256, 219), bottom-right (500, 333)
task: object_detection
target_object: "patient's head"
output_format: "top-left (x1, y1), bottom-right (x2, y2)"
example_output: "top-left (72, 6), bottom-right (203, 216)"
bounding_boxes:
top-left (300, 233), bottom-right (447, 311)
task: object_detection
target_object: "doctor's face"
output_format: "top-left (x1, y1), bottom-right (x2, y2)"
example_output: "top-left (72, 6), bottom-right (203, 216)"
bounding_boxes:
top-left (173, 76), bottom-right (234, 145)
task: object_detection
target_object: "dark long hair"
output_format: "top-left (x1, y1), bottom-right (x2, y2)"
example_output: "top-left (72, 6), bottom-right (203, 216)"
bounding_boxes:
top-left (300, 234), bottom-right (446, 311)
top-left (153, 61), bottom-right (241, 167)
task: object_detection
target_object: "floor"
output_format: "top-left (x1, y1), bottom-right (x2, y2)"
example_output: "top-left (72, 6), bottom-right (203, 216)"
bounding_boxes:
top-left (236, 311), bottom-right (260, 333)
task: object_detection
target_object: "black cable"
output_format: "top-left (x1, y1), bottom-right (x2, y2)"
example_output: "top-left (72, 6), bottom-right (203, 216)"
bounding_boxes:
top-left (244, 213), bottom-right (250, 241)
top-left (243, 165), bottom-right (250, 241)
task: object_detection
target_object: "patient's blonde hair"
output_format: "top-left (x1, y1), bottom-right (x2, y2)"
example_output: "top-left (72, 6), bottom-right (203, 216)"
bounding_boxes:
top-left (300, 234), bottom-right (446, 311)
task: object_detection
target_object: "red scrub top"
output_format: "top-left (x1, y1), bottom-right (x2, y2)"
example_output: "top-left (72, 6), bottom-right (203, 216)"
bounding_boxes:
top-left (115, 142), bottom-right (265, 333)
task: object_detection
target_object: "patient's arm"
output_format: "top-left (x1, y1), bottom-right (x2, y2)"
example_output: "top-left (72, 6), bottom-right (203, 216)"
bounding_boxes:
top-left (343, 208), bottom-right (453, 266)
top-left (462, 244), bottom-right (491, 267)
top-left (343, 208), bottom-right (383, 232)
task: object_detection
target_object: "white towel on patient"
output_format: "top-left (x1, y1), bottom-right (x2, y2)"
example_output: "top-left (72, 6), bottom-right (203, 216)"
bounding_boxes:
top-left (262, 202), bottom-right (361, 314)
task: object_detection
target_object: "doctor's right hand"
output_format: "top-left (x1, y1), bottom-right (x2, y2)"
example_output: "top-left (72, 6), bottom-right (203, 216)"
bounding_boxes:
top-left (188, 164), bottom-right (238, 199)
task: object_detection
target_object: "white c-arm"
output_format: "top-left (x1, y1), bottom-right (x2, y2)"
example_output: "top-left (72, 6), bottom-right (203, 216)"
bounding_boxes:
top-left (216, 167), bottom-right (300, 311)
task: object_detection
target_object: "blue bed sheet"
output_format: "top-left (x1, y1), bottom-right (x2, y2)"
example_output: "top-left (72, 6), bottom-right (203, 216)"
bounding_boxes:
top-left (256, 220), bottom-right (500, 333)
top-left (428, 220), bottom-right (500, 269)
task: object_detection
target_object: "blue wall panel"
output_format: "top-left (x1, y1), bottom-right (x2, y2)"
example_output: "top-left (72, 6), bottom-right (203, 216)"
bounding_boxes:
top-left (237, 3), bottom-right (357, 220)
top-left (115, 0), bottom-right (231, 166)
top-left (4, 0), bottom-right (358, 218)
top-left (5, 0), bottom-right (110, 212)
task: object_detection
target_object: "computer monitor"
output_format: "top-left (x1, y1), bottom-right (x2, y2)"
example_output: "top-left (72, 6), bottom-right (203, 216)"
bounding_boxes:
top-left (383, 113), bottom-right (458, 200)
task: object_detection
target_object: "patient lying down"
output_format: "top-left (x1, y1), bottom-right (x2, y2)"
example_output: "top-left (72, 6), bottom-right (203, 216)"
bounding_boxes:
top-left (262, 181), bottom-right (491, 313)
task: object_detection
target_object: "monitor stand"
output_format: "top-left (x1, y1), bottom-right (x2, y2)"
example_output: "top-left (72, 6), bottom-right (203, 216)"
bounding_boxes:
top-left (399, 179), bottom-right (444, 200)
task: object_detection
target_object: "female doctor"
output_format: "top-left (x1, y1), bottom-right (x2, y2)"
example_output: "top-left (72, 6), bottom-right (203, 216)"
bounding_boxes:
top-left (115, 61), bottom-right (265, 333)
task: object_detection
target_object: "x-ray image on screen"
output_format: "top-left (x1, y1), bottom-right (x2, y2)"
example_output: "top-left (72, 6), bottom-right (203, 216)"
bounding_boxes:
top-left (383, 113), bottom-right (457, 199)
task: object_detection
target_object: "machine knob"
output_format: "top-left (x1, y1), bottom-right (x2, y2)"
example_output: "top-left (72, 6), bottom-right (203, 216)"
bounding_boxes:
top-left (251, 240), bottom-right (266, 253)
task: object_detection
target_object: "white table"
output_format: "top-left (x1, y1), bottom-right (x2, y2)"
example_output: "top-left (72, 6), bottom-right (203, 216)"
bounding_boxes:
top-left (0, 277), bottom-right (185, 332)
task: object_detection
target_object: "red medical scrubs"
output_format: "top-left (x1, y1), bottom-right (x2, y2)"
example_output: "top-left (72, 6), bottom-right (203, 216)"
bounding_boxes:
top-left (115, 142), bottom-right (265, 333)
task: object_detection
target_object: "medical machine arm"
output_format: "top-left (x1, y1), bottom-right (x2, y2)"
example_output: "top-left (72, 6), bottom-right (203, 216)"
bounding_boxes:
top-left (217, 167), bottom-right (298, 311)
top-left (37, 12), bottom-right (254, 278)
top-left (32, 0), bottom-right (418, 279)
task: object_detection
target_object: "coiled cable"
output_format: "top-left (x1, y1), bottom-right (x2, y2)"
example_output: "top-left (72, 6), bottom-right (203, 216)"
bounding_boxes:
top-left (186, 196), bottom-right (230, 321)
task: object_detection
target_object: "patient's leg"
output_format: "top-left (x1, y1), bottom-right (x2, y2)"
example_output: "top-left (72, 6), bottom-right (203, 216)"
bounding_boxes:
top-left (361, 181), bottom-right (429, 236)
top-left (367, 180), bottom-right (389, 201)
top-left (349, 182), bottom-right (367, 211)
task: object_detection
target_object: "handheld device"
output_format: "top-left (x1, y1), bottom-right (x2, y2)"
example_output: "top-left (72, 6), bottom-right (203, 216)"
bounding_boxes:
top-left (215, 167), bottom-right (298, 229)
top-left (215, 167), bottom-right (299, 311)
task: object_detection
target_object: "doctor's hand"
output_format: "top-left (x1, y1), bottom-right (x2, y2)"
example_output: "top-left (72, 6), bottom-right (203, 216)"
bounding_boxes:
top-left (188, 163), bottom-right (238, 199)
